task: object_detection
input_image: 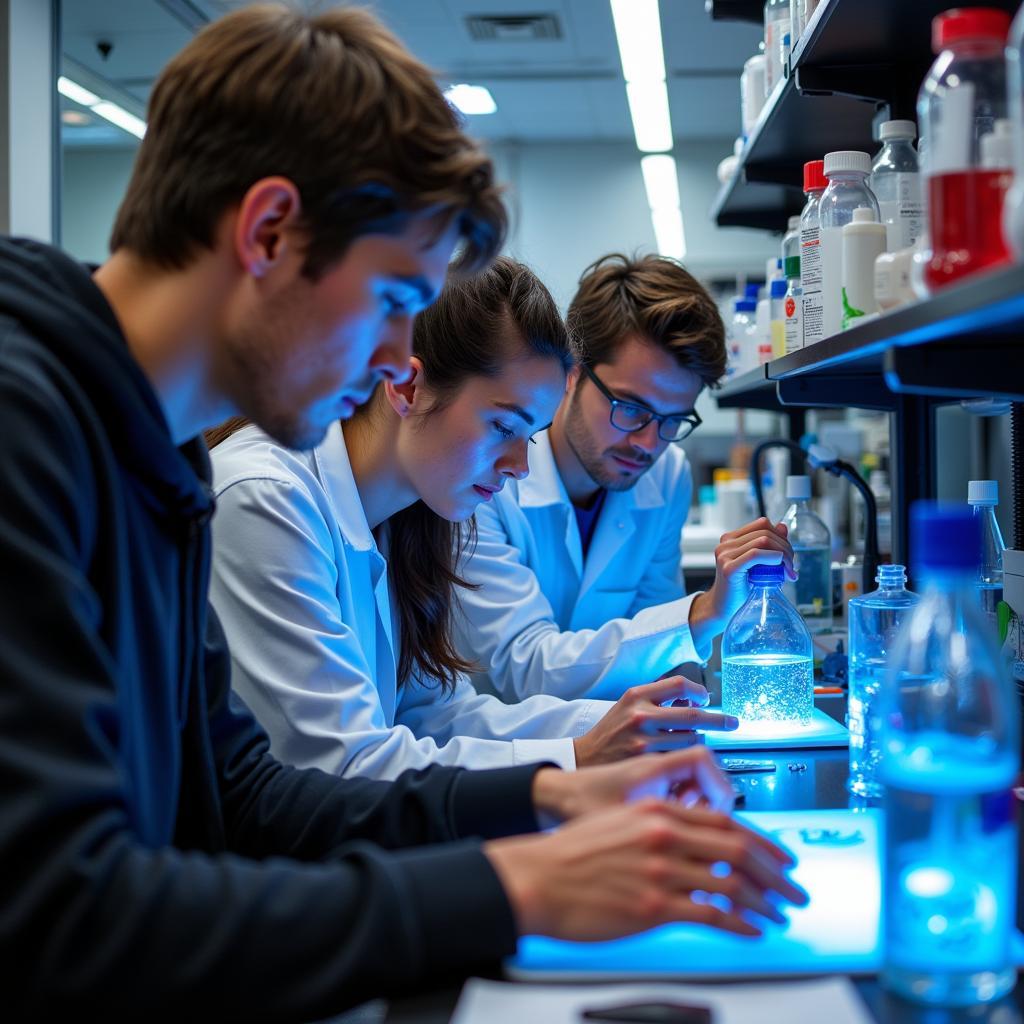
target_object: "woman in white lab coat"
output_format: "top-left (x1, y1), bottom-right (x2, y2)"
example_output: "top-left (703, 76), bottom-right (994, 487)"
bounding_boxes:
top-left (209, 258), bottom-right (732, 781)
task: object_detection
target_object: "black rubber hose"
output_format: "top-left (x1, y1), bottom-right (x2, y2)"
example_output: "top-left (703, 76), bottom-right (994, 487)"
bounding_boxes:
top-left (1012, 403), bottom-right (1023, 550)
top-left (750, 438), bottom-right (808, 519)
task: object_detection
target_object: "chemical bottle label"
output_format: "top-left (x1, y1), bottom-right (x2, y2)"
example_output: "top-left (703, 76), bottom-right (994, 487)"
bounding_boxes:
top-left (785, 299), bottom-right (803, 354)
top-left (800, 226), bottom-right (821, 291)
top-left (801, 292), bottom-right (823, 344)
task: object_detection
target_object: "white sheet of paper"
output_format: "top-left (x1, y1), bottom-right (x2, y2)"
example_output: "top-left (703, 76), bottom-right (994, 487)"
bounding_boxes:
top-left (451, 976), bottom-right (874, 1024)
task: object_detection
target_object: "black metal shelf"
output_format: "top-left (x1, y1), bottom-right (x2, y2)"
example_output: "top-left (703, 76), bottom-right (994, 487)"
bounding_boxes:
top-left (709, 0), bottom-right (1021, 230)
top-left (705, 0), bottom-right (763, 24)
top-left (714, 265), bottom-right (1024, 412)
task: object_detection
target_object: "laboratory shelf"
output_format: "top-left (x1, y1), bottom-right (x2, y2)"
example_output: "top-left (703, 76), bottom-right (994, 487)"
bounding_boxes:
top-left (705, 0), bottom-right (763, 24)
top-left (709, 0), bottom-right (1021, 230)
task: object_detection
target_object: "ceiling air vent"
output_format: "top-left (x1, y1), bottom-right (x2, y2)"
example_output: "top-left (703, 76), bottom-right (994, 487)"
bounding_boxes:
top-left (465, 14), bottom-right (562, 42)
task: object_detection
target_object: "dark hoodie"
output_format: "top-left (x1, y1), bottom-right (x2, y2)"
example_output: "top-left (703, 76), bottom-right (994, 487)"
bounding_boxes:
top-left (0, 238), bottom-right (542, 1020)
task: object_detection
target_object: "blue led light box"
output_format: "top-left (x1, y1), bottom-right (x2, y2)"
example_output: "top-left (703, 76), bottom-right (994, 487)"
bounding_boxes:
top-left (703, 705), bottom-right (849, 750)
top-left (506, 809), bottom-right (1024, 981)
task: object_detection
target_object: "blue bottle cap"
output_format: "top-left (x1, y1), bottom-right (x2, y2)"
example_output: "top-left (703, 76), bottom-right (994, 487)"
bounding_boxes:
top-left (734, 297), bottom-right (757, 312)
top-left (748, 562), bottom-right (785, 585)
top-left (911, 502), bottom-right (981, 575)
top-left (770, 278), bottom-right (788, 299)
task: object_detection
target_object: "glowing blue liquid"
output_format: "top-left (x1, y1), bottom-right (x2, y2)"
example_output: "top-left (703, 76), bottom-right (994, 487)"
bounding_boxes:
top-left (881, 738), bottom-right (1017, 1005)
top-left (785, 545), bottom-right (833, 633)
top-left (847, 660), bottom-right (885, 798)
top-left (721, 653), bottom-right (813, 725)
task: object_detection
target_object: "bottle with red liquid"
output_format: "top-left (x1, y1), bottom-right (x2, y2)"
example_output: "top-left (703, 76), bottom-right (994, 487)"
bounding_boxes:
top-left (918, 7), bottom-right (1013, 291)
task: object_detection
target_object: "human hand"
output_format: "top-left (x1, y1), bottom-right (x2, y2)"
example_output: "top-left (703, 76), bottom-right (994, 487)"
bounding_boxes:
top-left (573, 675), bottom-right (738, 768)
top-left (534, 745), bottom-right (736, 824)
top-left (689, 518), bottom-right (796, 647)
top-left (485, 799), bottom-right (808, 941)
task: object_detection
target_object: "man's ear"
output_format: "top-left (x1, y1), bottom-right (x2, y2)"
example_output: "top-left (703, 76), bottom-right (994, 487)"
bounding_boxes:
top-left (384, 356), bottom-right (424, 418)
top-left (233, 176), bottom-right (303, 278)
top-left (565, 365), bottom-right (581, 395)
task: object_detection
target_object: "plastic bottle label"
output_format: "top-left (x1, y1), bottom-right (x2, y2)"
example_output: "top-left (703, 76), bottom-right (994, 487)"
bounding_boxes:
top-left (785, 291), bottom-right (803, 353)
top-left (878, 173), bottom-right (923, 250)
top-left (820, 225), bottom-right (844, 338)
top-left (800, 224), bottom-right (821, 289)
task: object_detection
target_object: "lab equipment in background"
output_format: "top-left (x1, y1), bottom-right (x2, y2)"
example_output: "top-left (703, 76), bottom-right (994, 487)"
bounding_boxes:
top-left (806, 441), bottom-right (880, 594)
top-left (788, 0), bottom-right (803, 47)
top-left (698, 484), bottom-right (719, 530)
top-left (819, 151), bottom-right (879, 339)
top-left (721, 562), bottom-right (814, 726)
top-left (841, 208), bottom-right (886, 329)
top-left (871, 120), bottom-right (923, 252)
top-left (846, 564), bottom-right (919, 799)
top-left (799, 159), bottom-right (828, 347)
top-left (874, 247), bottom-right (916, 311)
top-left (878, 504), bottom-right (1019, 1007)
top-left (715, 468), bottom-right (755, 533)
top-left (716, 137), bottom-right (744, 185)
top-left (918, 7), bottom-right (1013, 290)
top-left (968, 479), bottom-right (1006, 637)
top-left (769, 278), bottom-right (788, 358)
top-left (1004, 3), bottom-right (1024, 258)
top-left (741, 54), bottom-right (768, 141)
top-left (750, 436), bottom-right (808, 523)
top-left (781, 474), bottom-right (833, 634)
top-left (755, 288), bottom-right (772, 365)
top-left (763, 0), bottom-right (790, 98)
top-left (726, 295), bottom-right (758, 377)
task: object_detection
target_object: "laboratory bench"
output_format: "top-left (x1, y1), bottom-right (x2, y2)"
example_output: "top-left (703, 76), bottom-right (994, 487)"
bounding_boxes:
top-left (369, 717), bottom-right (1024, 1024)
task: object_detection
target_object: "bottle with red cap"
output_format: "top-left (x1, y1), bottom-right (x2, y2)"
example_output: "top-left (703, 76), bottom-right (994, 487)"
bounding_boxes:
top-left (918, 7), bottom-right (1014, 290)
top-left (798, 159), bottom-right (827, 347)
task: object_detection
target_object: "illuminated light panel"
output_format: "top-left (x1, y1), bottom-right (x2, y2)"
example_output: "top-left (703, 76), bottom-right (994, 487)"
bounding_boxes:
top-left (444, 83), bottom-right (497, 116)
top-left (625, 79), bottom-right (673, 153)
top-left (640, 154), bottom-right (680, 211)
top-left (609, 0), bottom-right (666, 83)
top-left (703, 705), bottom-right (849, 750)
top-left (57, 75), bottom-right (99, 107)
top-left (650, 206), bottom-right (686, 260)
top-left (91, 101), bottom-right (147, 139)
top-left (508, 810), bottom-right (1024, 980)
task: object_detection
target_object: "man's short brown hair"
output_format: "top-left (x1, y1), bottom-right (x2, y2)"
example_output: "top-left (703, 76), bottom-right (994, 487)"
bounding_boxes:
top-left (567, 253), bottom-right (726, 388)
top-left (110, 4), bottom-right (506, 278)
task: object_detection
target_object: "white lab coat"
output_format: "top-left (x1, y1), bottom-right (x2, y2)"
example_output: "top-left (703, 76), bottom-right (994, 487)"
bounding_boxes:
top-left (454, 430), bottom-right (708, 702)
top-left (209, 423), bottom-right (609, 781)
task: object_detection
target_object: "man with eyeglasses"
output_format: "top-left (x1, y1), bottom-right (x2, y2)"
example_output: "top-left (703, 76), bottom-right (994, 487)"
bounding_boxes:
top-left (454, 254), bottom-right (794, 744)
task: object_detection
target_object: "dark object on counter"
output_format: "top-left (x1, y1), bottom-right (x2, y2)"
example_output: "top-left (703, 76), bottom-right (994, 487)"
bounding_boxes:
top-left (582, 1001), bottom-right (713, 1023)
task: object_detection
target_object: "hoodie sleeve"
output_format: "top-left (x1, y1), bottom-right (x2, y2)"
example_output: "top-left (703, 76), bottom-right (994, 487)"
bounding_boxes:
top-left (0, 353), bottom-right (536, 1020)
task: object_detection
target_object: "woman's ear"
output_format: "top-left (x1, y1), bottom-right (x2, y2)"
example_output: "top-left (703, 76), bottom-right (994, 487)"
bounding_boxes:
top-left (384, 356), bottom-right (424, 419)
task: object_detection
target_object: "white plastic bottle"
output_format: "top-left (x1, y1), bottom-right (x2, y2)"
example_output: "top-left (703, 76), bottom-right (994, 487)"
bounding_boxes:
top-left (755, 289), bottom-right (772, 365)
top-left (769, 278), bottom-right (788, 358)
top-left (841, 208), bottom-right (886, 329)
top-left (871, 120), bottom-right (923, 252)
top-left (763, 0), bottom-right (790, 98)
top-left (819, 151), bottom-right (879, 339)
top-left (799, 159), bottom-right (827, 347)
top-left (741, 54), bottom-right (768, 141)
top-left (727, 296), bottom-right (759, 376)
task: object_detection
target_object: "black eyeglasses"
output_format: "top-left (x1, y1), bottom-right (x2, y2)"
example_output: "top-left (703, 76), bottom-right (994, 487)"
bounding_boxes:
top-left (582, 365), bottom-right (702, 442)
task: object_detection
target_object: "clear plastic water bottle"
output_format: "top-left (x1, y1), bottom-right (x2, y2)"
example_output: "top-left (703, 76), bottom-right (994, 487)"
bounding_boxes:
top-left (819, 151), bottom-right (880, 339)
top-left (871, 120), bottom-right (924, 252)
top-left (968, 479), bottom-right (1006, 636)
top-left (721, 562), bottom-right (813, 726)
top-left (847, 564), bottom-right (919, 799)
top-left (780, 474), bottom-right (833, 633)
top-left (878, 503), bottom-right (1020, 1007)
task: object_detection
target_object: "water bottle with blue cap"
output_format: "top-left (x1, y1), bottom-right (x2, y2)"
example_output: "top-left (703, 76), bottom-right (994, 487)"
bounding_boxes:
top-left (721, 561), bottom-right (814, 726)
top-left (879, 503), bottom-right (1020, 1006)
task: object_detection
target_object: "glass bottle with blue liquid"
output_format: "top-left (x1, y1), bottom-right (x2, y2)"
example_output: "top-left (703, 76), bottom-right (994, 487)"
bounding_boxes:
top-left (847, 565), bottom-right (919, 799)
top-left (878, 503), bottom-right (1020, 1007)
top-left (721, 562), bottom-right (814, 726)
top-left (968, 479), bottom-right (1006, 638)
top-left (780, 474), bottom-right (833, 633)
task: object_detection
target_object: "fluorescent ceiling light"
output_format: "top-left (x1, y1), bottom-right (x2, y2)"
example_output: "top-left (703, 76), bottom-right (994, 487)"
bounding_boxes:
top-left (650, 206), bottom-right (687, 260)
top-left (57, 75), bottom-right (99, 107)
top-left (92, 101), bottom-right (147, 139)
top-left (640, 154), bottom-right (680, 211)
top-left (626, 80), bottom-right (673, 152)
top-left (610, 0), bottom-right (666, 83)
top-left (444, 83), bottom-right (497, 116)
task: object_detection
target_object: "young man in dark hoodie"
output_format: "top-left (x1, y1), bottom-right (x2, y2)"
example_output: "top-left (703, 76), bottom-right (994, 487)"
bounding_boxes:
top-left (0, 5), bottom-right (806, 1018)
